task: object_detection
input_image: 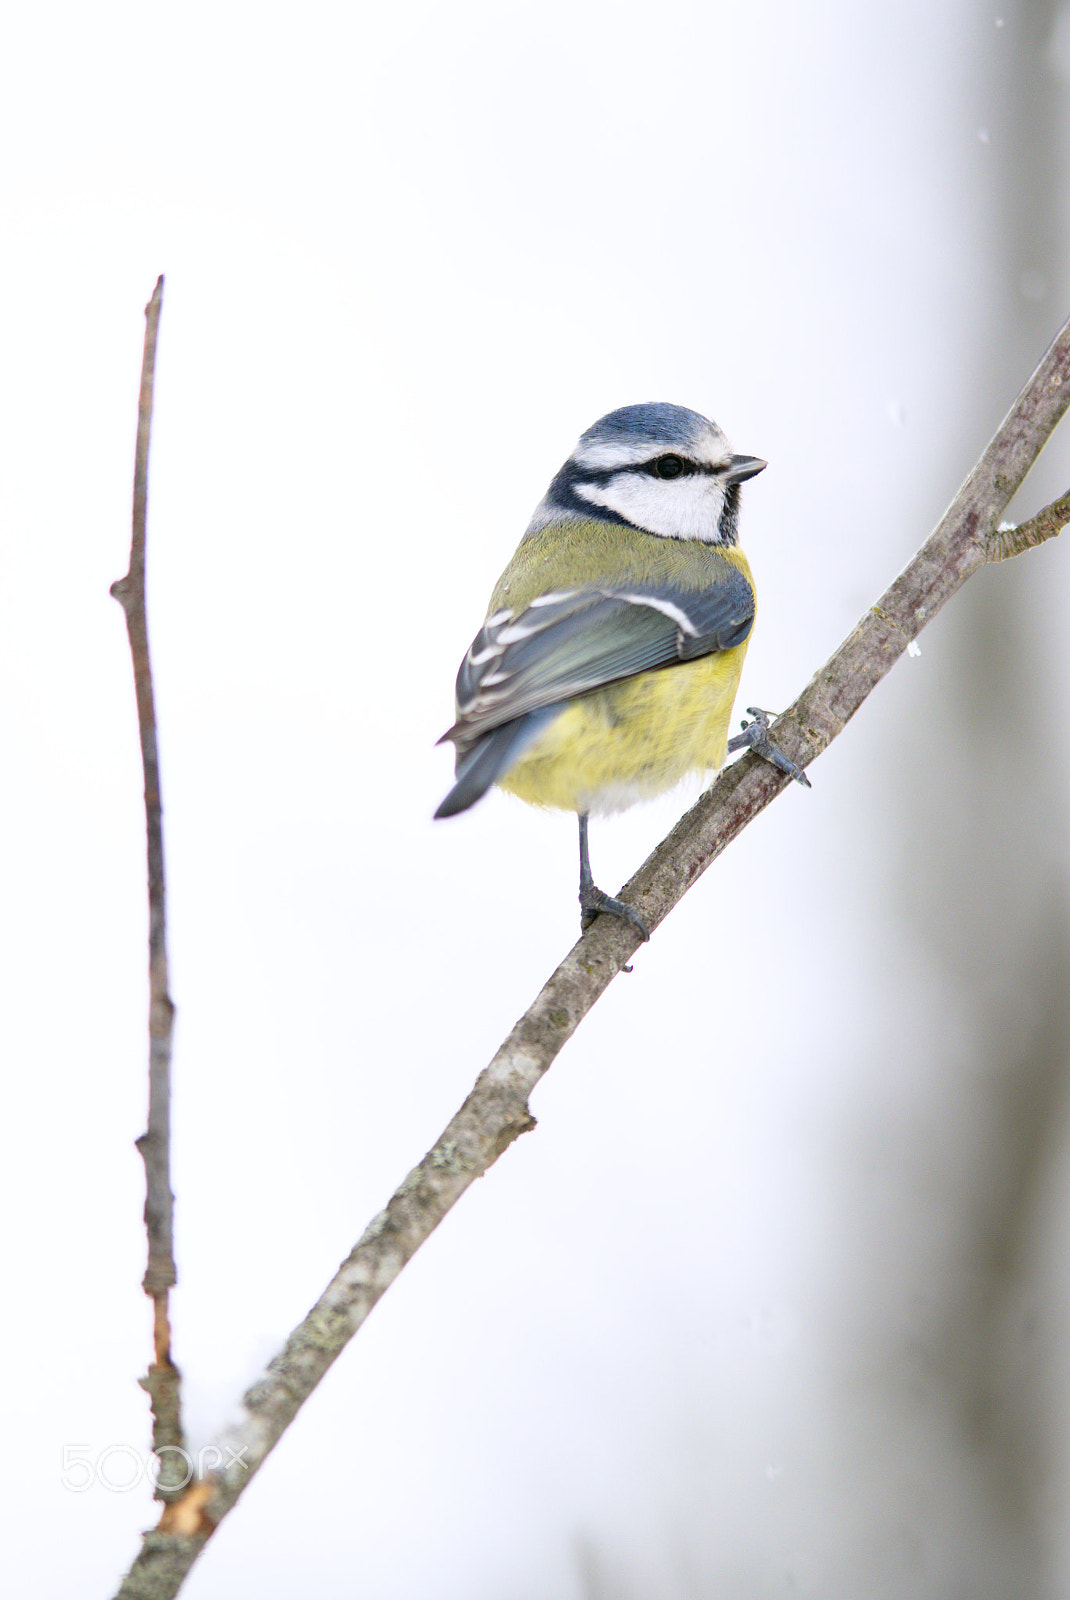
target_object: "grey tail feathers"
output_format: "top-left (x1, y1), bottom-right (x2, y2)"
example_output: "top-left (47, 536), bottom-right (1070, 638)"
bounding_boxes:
top-left (434, 709), bottom-right (557, 818)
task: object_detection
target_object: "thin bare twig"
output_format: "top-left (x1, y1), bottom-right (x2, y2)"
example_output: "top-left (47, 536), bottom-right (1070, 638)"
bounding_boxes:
top-left (109, 276), bottom-right (185, 1499)
top-left (985, 489), bottom-right (1070, 561)
top-left (114, 311), bottom-right (1070, 1599)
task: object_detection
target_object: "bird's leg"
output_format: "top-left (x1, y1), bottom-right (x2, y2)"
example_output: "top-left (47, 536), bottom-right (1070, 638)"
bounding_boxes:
top-left (577, 813), bottom-right (649, 941)
top-left (727, 707), bottom-right (811, 787)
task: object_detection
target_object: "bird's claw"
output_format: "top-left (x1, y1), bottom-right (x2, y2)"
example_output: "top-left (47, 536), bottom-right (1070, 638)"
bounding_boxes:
top-left (727, 707), bottom-right (811, 788)
top-left (579, 885), bottom-right (650, 941)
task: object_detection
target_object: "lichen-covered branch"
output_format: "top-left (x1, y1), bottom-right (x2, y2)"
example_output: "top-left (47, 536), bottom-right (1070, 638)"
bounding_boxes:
top-left (113, 310), bottom-right (1070, 1599)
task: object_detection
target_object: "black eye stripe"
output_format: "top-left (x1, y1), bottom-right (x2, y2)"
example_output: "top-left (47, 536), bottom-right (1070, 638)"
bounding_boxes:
top-left (644, 455), bottom-right (732, 480)
top-left (552, 453), bottom-right (727, 515)
top-left (573, 460), bottom-right (723, 483)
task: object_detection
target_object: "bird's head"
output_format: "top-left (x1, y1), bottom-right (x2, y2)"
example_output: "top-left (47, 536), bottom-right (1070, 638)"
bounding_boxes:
top-left (531, 402), bottom-right (766, 544)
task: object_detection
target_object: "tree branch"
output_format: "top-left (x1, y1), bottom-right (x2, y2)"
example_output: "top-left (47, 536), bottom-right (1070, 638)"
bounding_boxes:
top-left (985, 490), bottom-right (1070, 561)
top-left (109, 277), bottom-right (185, 1499)
top-left (113, 311), bottom-right (1070, 1598)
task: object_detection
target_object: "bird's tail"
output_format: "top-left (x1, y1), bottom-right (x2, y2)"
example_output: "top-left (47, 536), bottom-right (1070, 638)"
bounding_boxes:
top-left (434, 709), bottom-right (556, 818)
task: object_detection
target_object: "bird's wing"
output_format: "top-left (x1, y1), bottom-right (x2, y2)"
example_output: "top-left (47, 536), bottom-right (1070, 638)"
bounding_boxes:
top-left (443, 570), bottom-right (754, 749)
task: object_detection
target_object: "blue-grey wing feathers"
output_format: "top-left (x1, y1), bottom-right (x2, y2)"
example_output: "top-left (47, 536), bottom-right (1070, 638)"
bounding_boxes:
top-left (435, 570), bottom-right (754, 818)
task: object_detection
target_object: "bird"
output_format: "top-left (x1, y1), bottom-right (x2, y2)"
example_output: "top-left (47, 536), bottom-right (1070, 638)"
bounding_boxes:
top-left (435, 402), bottom-right (773, 939)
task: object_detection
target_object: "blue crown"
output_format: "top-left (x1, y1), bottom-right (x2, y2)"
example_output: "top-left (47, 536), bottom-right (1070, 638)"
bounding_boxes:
top-left (578, 403), bottom-right (717, 451)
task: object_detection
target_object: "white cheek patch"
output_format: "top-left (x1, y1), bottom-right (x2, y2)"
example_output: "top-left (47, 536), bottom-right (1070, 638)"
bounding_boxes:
top-left (575, 473), bottom-right (728, 541)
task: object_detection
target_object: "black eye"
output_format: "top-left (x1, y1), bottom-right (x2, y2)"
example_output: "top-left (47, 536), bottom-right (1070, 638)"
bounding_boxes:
top-left (650, 454), bottom-right (687, 480)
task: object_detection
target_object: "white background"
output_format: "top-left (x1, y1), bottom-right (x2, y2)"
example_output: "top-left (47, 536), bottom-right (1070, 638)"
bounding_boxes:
top-left (3, 2), bottom-right (1070, 1596)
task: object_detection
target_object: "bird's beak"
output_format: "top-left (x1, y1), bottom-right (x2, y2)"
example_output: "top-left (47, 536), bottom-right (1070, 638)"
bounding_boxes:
top-left (725, 454), bottom-right (767, 484)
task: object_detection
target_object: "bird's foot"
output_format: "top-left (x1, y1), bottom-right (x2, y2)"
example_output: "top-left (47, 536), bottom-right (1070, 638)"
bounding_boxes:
top-left (727, 707), bottom-right (811, 788)
top-left (579, 883), bottom-right (650, 941)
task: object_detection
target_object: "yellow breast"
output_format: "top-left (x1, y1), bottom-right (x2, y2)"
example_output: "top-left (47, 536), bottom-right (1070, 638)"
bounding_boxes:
top-left (479, 518), bottom-right (754, 816)
top-left (497, 637), bottom-right (750, 815)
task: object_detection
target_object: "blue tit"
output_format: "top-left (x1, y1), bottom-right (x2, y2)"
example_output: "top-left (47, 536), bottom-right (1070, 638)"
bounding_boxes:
top-left (435, 402), bottom-right (766, 939)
